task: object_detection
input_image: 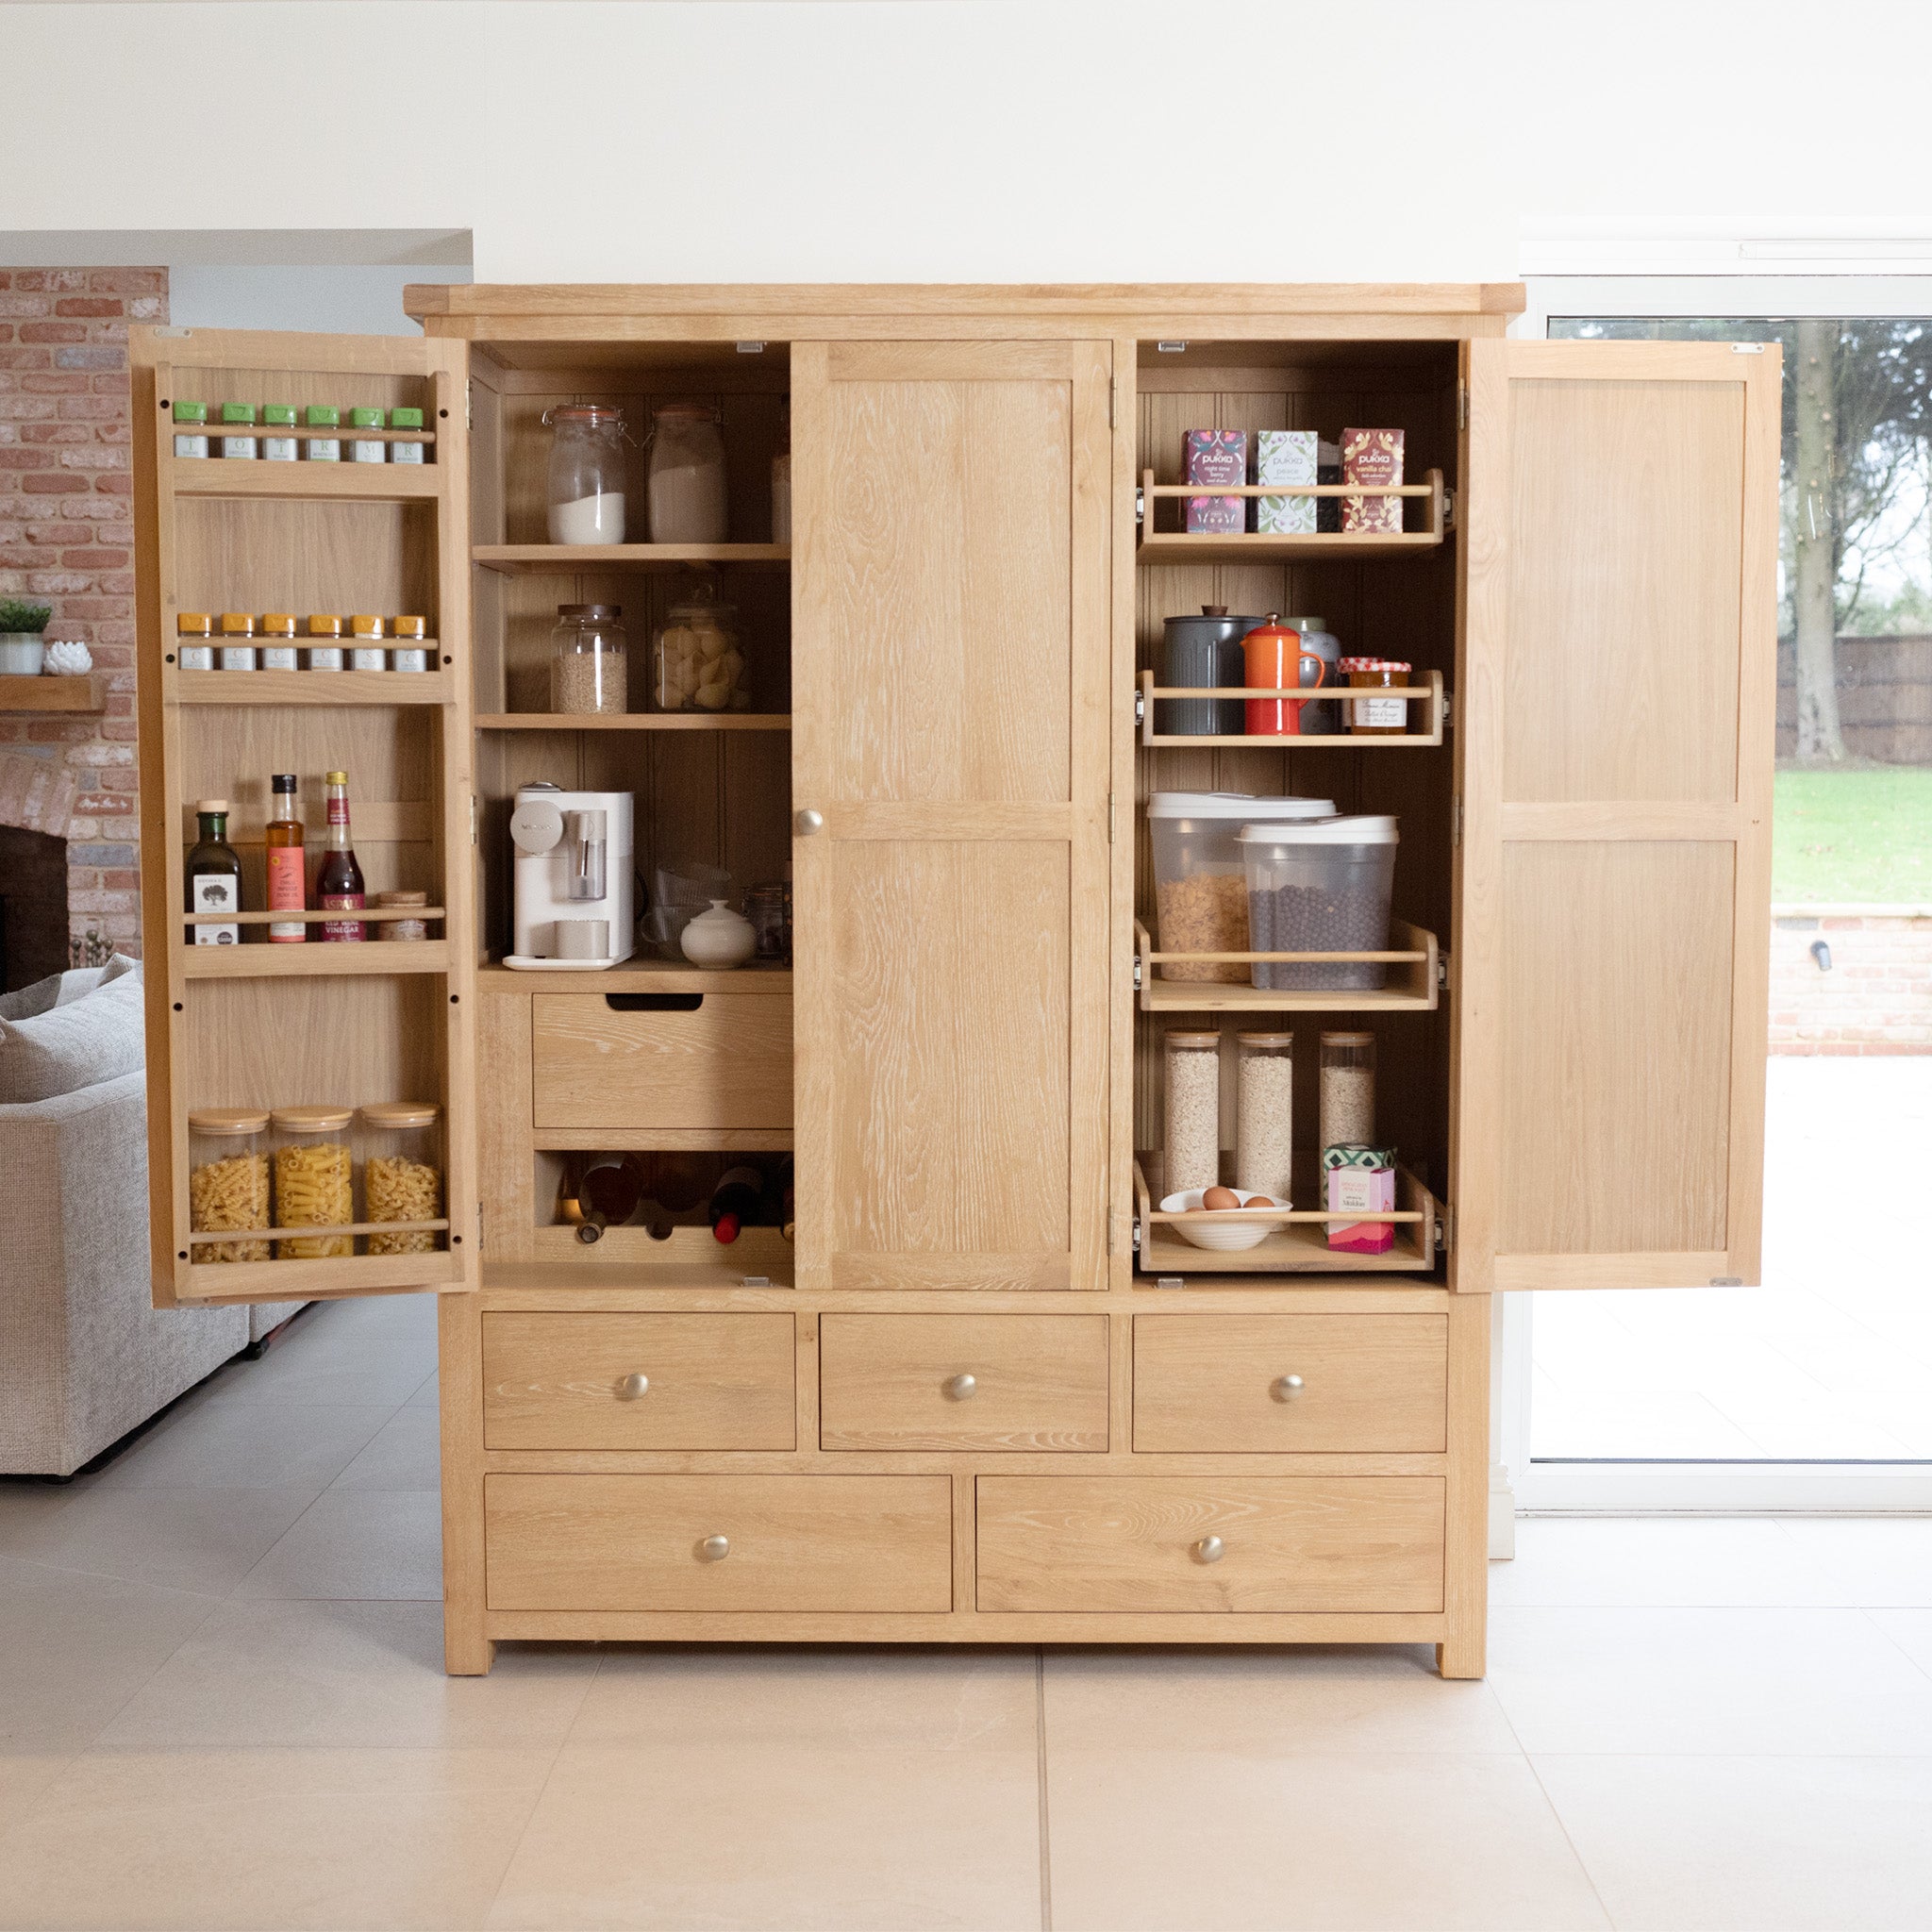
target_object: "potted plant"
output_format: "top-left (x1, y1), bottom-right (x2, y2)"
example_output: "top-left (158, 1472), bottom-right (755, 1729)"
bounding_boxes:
top-left (0, 601), bottom-right (52, 676)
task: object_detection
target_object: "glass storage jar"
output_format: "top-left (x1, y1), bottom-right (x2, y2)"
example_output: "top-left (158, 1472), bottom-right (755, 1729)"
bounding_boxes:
top-left (271, 1105), bottom-right (355, 1259)
top-left (348, 407), bottom-right (387, 463)
top-left (218, 612), bottom-right (257, 673)
top-left (303, 404), bottom-right (341, 461)
top-left (1319, 1030), bottom-right (1376, 1158)
top-left (306, 613), bottom-right (344, 671)
top-left (1163, 1029), bottom-right (1223, 1198)
top-left (544, 404), bottom-right (626, 545)
top-left (188, 1108), bottom-right (271, 1263)
top-left (261, 405), bottom-right (298, 462)
top-left (647, 400), bottom-right (727, 542)
top-left (218, 403), bottom-right (258, 459)
top-left (349, 614), bottom-right (387, 672)
top-left (550, 604), bottom-right (627, 714)
top-left (1340, 657), bottom-right (1413, 737)
top-left (359, 1102), bottom-right (443, 1255)
top-left (259, 613), bottom-right (298, 672)
top-left (653, 582), bottom-right (746, 711)
top-left (172, 400), bottom-right (208, 458)
top-left (175, 612), bottom-right (214, 671)
top-left (391, 615), bottom-right (429, 674)
top-left (1234, 1032), bottom-right (1293, 1203)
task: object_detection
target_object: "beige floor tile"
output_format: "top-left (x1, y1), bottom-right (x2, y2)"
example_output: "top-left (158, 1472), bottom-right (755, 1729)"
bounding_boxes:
top-left (1532, 1754), bottom-right (1932, 1932)
top-left (0, 1747), bottom-right (75, 1824)
top-left (408, 1371), bottom-right (441, 1409)
top-left (198, 1335), bottom-right (439, 1410)
top-left (234, 1487), bottom-right (442, 1601)
top-left (1042, 1644), bottom-right (1520, 1755)
top-left (0, 1557), bottom-right (216, 1752)
top-left (486, 1737), bottom-right (1041, 1932)
top-left (97, 1598), bottom-right (596, 1751)
top-left (0, 1747), bottom-right (553, 1932)
top-left (303, 1291), bottom-right (441, 1341)
top-left (1490, 1607), bottom-right (1932, 1755)
top-left (1046, 1750), bottom-right (1608, 1932)
top-left (329, 1406), bottom-right (442, 1491)
top-left (0, 1480), bottom-right (83, 1531)
top-left (1775, 1517), bottom-right (1932, 1607)
top-left (0, 1484), bottom-right (318, 1596)
top-left (1491, 1517), bottom-right (1846, 1608)
top-left (1868, 1608), bottom-right (1932, 1678)
top-left (89, 1401), bottom-right (391, 1491)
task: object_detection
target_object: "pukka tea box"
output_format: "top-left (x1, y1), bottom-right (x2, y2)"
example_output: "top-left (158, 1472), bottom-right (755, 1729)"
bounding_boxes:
top-left (1341, 427), bottom-right (1405, 534)
top-left (1183, 428), bottom-right (1246, 535)
top-left (1253, 428), bottom-right (1318, 535)
top-left (1324, 1143), bottom-right (1397, 1254)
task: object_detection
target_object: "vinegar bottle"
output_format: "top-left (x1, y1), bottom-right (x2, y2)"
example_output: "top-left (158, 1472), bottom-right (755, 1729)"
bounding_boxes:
top-left (265, 772), bottom-right (306, 942)
top-left (315, 770), bottom-right (366, 941)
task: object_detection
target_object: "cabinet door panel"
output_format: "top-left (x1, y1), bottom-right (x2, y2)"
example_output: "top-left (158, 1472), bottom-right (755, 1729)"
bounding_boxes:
top-left (1455, 341), bottom-right (1778, 1291)
top-left (791, 342), bottom-right (1111, 1293)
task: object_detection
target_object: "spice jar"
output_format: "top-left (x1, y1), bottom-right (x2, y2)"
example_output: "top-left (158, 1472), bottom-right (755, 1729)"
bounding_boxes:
top-left (1340, 658), bottom-right (1413, 737)
top-left (175, 612), bottom-right (214, 671)
top-left (1164, 1029), bottom-right (1222, 1198)
top-left (172, 400), bottom-right (209, 458)
top-left (544, 404), bottom-right (626, 545)
top-left (551, 604), bottom-right (627, 714)
top-left (218, 612), bottom-right (258, 672)
top-left (1235, 1033), bottom-right (1293, 1203)
top-left (389, 407), bottom-right (425, 464)
top-left (304, 405), bottom-right (341, 461)
top-left (349, 614), bottom-right (387, 672)
top-left (1319, 1030), bottom-right (1376, 1157)
top-left (391, 615), bottom-right (429, 674)
top-left (219, 403), bottom-right (258, 459)
top-left (306, 614), bottom-right (344, 672)
top-left (188, 1108), bottom-right (271, 1263)
top-left (259, 613), bottom-right (298, 672)
top-left (653, 582), bottom-right (745, 711)
top-left (271, 1106), bottom-right (355, 1258)
top-left (744, 881), bottom-right (791, 963)
top-left (772, 400), bottom-right (791, 543)
top-left (647, 400), bottom-right (727, 543)
top-left (359, 1102), bottom-right (443, 1255)
top-left (372, 890), bottom-right (429, 941)
top-left (348, 408), bottom-right (387, 463)
top-left (261, 405), bottom-right (298, 462)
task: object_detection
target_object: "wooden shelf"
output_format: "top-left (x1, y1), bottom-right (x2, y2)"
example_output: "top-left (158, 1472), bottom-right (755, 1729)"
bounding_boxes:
top-left (473, 543), bottom-right (790, 575)
top-left (527, 1223), bottom-right (794, 1274)
top-left (477, 958), bottom-right (791, 995)
top-left (1137, 669), bottom-right (1445, 748)
top-left (1135, 918), bottom-right (1440, 1012)
top-left (1137, 467), bottom-right (1446, 563)
top-left (476, 711), bottom-right (791, 731)
top-left (179, 939), bottom-right (450, 978)
top-left (0, 673), bottom-right (104, 713)
top-left (166, 456), bottom-right (441, 501)
top-left (174, 668), bottom-right (452, 705)
top-left (181, 1250), bottom-right (464, 1304)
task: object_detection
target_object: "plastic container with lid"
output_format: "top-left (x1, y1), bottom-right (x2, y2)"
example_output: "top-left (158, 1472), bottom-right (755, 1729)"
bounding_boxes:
top-left (172, 400), bottom-right (208, 458)
top-left (551, 604), bottom-right (627, 714)
top-left (1237, 815), bottom-right (1399, 991)
top-left (653, 582), bottom-right (745, 711)
top-left (544, 403), bottom-right (626, 544)
top-left (389, 407), bottom-right (425, 464)
top-left (259, 612), bottom-right (298, 671)
top-left (348, 408), bottom-right (387, 463)
top-left (303, 404), bottom-right (341, 461)
top-left (219, 402), bottom-right (258, 459)
top-left (175, 612), bottom-right (214, 671)
top-left (270, 1106), bottom-right (355, 1258)
top-left (1163, 1029), bottom-right (1222, 1198)
top-left (647, 400), bottom-right (728, 543)
top-left (1234, 1032), bottom-right (1293, 1202)
top-left (391, 615), bottom-right (429, 674)
top-left (187, 1108), bottom-right (271, 1263)
top-left (349, 614), bottom-right (387, 672)
top-left (1340, 657), bottom-right (1414, 737)
top-left (359, 1102), bottom-right (443, 1255)
top-left (261, 405), bottom-right (298, 461)
top-left (306, 613), bottom-right (344, 671)
top-left (1147, 792), bottom-right (1335, 984)
top-left (218, 612), bottom-right (258, 672)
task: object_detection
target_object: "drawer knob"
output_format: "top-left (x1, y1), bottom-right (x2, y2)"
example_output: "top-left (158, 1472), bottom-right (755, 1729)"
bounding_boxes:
top-left (1193, 1535), bottom-right (1226, 1564)
top-left (617, 1373), bottom-right (650, 1400)
top-left (698, 1534), bottom-right (730, 1561)
top-left (796, 808), bottom-right (824, 836)
top-left (1272, 1374), bottom-right (1306, 1402)
top-left (942, 1373), bottom-right (978, 1401)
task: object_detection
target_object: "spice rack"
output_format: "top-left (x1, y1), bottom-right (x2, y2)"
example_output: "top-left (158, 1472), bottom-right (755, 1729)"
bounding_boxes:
top-left (1136, 467), bottom-right (1447, 563)
top-left (1134, 918), bottom-right (1440, 1012)
top-left (174, 667), bottom-right (453, 706)
top-left (1136, 667), bottom-right (1445, 748)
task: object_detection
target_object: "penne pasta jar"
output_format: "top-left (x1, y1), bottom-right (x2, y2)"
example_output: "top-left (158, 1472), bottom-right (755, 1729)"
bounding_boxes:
top-left (359, 1103), bottom-right (443, 1255)
top-left (271, 1105), bottom-right (355, 1258)
top-left (187, 1108), bottom-right (271, 1263)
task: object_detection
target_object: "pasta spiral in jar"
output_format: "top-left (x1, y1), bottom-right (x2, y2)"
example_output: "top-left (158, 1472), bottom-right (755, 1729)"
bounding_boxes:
top-left (358, 1102), bottom-right (443, 1256)
top-left (188, 1108), bottom-right (271, 1263)
top-left (271, 1106), bottom-right (354, 1259)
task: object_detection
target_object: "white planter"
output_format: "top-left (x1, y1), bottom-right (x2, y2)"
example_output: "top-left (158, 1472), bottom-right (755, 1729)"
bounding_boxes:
top-left (0, 634), bottom-right (45, 675)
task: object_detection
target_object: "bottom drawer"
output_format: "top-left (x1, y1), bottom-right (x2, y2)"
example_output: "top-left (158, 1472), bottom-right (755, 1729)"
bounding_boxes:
top-left (975, 1476), bottom-right (1443, 1613)
top-left (486, 1474), bottom-right (952, 1613)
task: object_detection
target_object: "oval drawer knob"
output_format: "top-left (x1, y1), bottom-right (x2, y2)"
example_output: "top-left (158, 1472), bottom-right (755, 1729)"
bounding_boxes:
top-left (1193, 1535), bottom-right (1226, 1564)
top-left (942, 1373), bottom-right (978, 1401)
top-left (698, 1534), bottom-right (730, 1562)
top-left (1272, 1374), bottom-right (1306, 1402)
top-left (616, 1373), bottom-right (650, 1400)
top-left (796, 808), bottom-right (825, 837)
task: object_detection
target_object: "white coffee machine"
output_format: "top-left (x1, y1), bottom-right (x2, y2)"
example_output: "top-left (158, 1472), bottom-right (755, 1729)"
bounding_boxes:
top-left (503, 783), bottom-right (636, 969)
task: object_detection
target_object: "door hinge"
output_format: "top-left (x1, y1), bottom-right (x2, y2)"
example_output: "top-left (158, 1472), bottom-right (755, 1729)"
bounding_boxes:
top-left (1108, 792), bottom-right (1116, 843)
top-left (1452, 794), bottom-right (1462, 846)
top-left (465, 379), bottom-right (473, 431)
top-left (1441, 487), bottom-right (1457, 532)
top-left (1440, 691), bottom-right (1453, 728)
top-left (1709, 1274), bottom-right (1743, 1286)
top-left (1131, 1219), bottom-right (1142, 1254)
top-left (1132, 953), bottom-right (1144, 991)
top-left (1133, 686), bottom-right (1146, 726)
top-left (1436, 1206), bottom-right (1455, 1253)
top-left (1730, 343), bottom-right (1767, 354)
top-left (1108, 376), bottom-right (1117, 431)
top-left (1135, 485), bottom-right (1145, 525)
top-left (1457, 386), bottom-right (1470, 430)
top-left (1157, 1274), bottom-right (1183, 1290)
top-left (1436, 957), bottom-right (1449, 989)
top-left (469, 792), bottom-right (479, 846)
top-left (476, 1203), bottom-right (485, 1252)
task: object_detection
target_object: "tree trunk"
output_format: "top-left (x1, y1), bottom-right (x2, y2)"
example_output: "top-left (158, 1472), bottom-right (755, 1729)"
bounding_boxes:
top-left (1791, 318), bottom-right (1846, 762)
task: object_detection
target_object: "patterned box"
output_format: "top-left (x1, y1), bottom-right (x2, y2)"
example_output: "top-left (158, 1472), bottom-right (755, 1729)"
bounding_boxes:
top-left (1254, 429), bottom-right (1317, 535)
top-left (1341, 427), bottom-right (1404, 534)
top-left (1324, 1143), bottom-right (1396, 1254)
top-left (1184, 428), bottom-right (1246, 535)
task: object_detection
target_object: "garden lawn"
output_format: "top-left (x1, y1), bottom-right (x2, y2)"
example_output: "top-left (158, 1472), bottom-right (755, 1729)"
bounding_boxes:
top-left (1773, 767), bottom-right (1932, 904)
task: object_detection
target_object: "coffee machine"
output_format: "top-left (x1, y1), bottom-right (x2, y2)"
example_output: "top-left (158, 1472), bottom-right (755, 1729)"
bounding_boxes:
top-left (503, 783), bottom-right (636, 969)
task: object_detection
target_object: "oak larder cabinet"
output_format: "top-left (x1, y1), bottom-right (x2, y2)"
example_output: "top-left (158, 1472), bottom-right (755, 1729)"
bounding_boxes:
top-left (132, 288), bottom-right (1777, 1678)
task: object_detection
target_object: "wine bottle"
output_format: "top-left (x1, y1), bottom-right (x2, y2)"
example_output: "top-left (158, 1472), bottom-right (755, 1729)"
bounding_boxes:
top-left (186, 799), bottom-right (242, 945)
top-left (265, 772), bottom-right (306, 942)
top-left (708, 1164), bottom-right (764, 1245)
top-left (576, 1153), bottom-right (644, 1244)
top-left (315, 769), bottom-right (365, 941)
top-left (774, 1154), bottom-right (795, 1242)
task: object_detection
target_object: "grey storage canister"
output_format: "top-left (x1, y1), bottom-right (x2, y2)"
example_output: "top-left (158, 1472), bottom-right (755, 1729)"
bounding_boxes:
top-left (1157, 607), bottom-right (1257, 736)
top-left (1276, 615), bottom-right (1341, 735)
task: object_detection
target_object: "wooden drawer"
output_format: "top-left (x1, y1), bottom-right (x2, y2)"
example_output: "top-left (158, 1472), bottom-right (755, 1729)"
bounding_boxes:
top-left (485, 1474), bottom-right (952, 1612)
top-left (482, 1313), bottom-right (795, 1451)
top-left (530, 992), bottom-right (792, 1132)
top-left (820, 1314), bottom-right (1108, 1452)
top-left (975, 1476), bottom-right (1443, 1613)
top-left (1133, 1314), bottom-right (1447, 1453)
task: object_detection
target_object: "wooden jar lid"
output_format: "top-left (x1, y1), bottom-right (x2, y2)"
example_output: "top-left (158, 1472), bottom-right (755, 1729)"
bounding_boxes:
top-left (359, 1101), bottom-right (440, 1129)
top-left (188, 1108), bottom-right (270, 1136)
top-left (271, 1106), bottom-right (354, 1134)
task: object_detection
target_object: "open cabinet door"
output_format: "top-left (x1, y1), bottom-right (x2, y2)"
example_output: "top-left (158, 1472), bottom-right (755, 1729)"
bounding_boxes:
top-left (131, 327), bottom-right (475, 1307)
top-left (790, 341), bottom-right (1112, 1292)
top-left (1452, 339), bottom-right (1779, 1292)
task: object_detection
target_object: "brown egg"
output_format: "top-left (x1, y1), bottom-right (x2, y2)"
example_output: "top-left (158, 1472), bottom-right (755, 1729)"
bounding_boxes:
top-left (1246, 1195), bottom-right (1275, 1208)
top-left (1201, 1186), bottom-right (1241, 1210)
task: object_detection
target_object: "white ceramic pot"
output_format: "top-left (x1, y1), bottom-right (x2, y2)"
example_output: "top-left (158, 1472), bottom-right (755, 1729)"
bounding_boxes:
top-left (0, 635), bottom-right (45, 675)
top-left (1159, 1187), bottom-right (1286, 1252)
top-left (679, 897), bottom-right (756, 968)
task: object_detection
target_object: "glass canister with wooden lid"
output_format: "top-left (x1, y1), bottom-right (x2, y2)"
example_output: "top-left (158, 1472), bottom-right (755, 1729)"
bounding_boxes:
top-left (358, 1103), bottom-right (443, 1255)
top-left (271, 1105), bottom-right (354, 1258)
top-left (187, 1108), bottom-right (271, 1263)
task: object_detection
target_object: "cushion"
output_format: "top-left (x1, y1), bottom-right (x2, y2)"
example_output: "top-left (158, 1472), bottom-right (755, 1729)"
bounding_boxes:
top-left (0, 965), bottom-right (145, 1104)
top-left (0, 953), bottom-right (139, 1024)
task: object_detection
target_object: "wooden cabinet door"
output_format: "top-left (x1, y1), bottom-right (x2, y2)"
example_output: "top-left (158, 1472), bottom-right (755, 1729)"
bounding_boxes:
top-left (1453, 340), bottom-right (1780, 1291)
top-left (790, 341), bottom-right (1112, 1292)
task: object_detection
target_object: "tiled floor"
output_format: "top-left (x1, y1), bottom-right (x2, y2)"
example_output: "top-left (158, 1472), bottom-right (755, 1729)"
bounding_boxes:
top-left (2, 1297), bottom-right (1930, 1929)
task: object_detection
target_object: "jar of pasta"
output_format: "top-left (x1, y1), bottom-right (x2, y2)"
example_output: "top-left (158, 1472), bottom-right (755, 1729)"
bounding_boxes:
top-left (188, 1108), bottom-right (271, 1263)
top-left (271, 1105), bottom-right (354, 1258)
top-left (358, 1103), bottom-right (443, 1255)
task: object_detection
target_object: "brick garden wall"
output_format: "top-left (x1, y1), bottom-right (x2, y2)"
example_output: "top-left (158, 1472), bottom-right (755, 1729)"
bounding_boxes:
top-left (1770, 910), bottom-right (1932, 1055)
top-left (0, 267), bottom-right (165, 961)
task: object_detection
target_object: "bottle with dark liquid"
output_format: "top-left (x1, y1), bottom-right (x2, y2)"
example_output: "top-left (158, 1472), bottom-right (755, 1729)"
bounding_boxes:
top-left (708, 1164), bottom-right (764, 1245)
top-left (575, 1153), bottom-right (644, 1244)
top-left (265, 772), bottom-right (306, 942)
top-left (315, 769), bottom-right (365, 941)
top-left (186, 799), bottom-right (242, 945)
top-left (774, 1155), bottom-right (795, 1242)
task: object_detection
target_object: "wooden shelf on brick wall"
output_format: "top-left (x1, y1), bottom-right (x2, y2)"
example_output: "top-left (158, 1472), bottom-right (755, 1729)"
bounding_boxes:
top-left (0, 674), bottom-right (106, 714)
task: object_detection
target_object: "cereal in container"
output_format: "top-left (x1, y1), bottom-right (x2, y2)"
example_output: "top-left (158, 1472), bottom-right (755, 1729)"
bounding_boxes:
top-left (188, 1109), bottom-right (271, 1263)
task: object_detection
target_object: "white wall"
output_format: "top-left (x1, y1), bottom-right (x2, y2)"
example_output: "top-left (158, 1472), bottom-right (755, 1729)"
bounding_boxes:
top-left (6, 0), bottom-right (1932, 284)
top-left (167, 265), bottom-right (470, 336)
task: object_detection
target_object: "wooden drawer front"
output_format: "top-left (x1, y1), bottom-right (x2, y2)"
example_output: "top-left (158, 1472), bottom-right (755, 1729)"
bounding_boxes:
top-left (975, 1477), bottom-right (1443, 1613)
top-left (820, 1314), bottom-right (1108, 1452)
top-left (485, 1474), bottom-right (952, 1612)
top-left (482, 1313), bottom-right (795, 1451)
top-left (1133, 1315), bottom-right (1447, 1454)
top-left (530, 993), bottom-right (792, 1132)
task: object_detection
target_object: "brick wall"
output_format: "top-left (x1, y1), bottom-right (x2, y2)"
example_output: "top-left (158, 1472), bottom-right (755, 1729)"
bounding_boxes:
top-left (0, 267), bottom-right (165, 961)
top-left (1770, 910), bottom-right (1932, 1055)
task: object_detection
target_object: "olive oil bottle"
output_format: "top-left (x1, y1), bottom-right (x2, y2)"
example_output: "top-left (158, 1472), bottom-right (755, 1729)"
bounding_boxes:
top-left (185, 799), bottom-right (242, 945)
